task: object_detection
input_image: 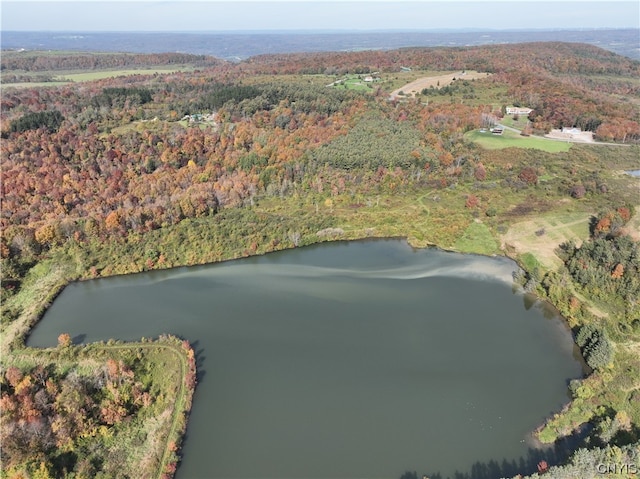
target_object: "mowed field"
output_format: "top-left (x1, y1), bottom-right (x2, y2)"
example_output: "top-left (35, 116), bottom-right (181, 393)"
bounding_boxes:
top-left (501, 210), bottom-right (592, 270)
top-left (2, 66), bottom-right (193, 88)
top-left (621, 204), bottom-right (640, 241)
top-left (389, 70), bottom-right (491, 98)
top-left (465, 129), bottom-right (573, 153)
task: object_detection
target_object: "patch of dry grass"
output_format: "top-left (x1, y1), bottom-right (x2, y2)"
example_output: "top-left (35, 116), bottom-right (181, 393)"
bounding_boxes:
top-left (501, 211), bottom-right (592, 270)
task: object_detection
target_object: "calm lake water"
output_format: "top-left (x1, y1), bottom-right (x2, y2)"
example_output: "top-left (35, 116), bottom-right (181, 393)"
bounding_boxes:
top-left (28, 239), bottom-right (585, 479)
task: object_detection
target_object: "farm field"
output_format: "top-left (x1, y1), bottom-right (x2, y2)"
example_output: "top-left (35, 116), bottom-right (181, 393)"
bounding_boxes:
top-left (389, 70), bottom-right (491, 98)
top-left (55, 67), bottom-right (193, 82)
top-left (2, 66), bottom-right (194, 88)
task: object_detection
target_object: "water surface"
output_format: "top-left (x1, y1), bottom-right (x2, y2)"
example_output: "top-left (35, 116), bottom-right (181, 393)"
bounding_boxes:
top-left (28, 239), bottom-right (584, 479)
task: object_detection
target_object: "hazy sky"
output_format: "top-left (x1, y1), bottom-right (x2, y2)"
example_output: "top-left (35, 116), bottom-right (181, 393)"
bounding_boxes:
top-left (2, 1), bottom-right (639, 32)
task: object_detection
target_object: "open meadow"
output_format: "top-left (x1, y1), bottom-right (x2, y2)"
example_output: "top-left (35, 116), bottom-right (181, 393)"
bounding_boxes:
top-left (466, 128), bottom-right (573, 152)
top-left (389, 70), bottom-right (491, 98)
top-left (2, 67), bottom-right (194, 88)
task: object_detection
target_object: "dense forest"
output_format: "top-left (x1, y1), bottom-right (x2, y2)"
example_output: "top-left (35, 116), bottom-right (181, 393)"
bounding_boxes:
top-left (0, 51), bottom-right (221, 73)
top-left (1, 42), bottom-right (639, 478)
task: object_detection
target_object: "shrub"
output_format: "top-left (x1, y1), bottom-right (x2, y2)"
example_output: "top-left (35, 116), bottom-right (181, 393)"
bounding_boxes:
top-left (518, 167), bottom-right (538, 185)
top-left (570, 184), bottom-right (586, 199)
top-left (465, 194), bottom-right (479, 208)
top-left (474, 163), bottom-right (486, 181)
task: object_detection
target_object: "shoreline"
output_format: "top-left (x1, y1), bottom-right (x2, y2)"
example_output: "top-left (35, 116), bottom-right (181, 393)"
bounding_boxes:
top-left (5, 233), bottom-right (588, 477)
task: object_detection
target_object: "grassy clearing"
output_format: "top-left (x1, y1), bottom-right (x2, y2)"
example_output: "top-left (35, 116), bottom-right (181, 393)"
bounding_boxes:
top-left (518, 252), bottom-right (543, 272)
top-left (55, 67), bottom-right (192, 82)
top-left (377, 70), bottom-right (442, 92)
top-left (389, 70), bottom-right (491, 98)
top-left (1, 256), bottom-right (80, 355)
top-left (501, 210), bottom-right (592, 270)
top-left (453, 221), bottom-right (500, 255)
top-left (621, 204), bottom-right (640, 241)
top-left (466, 129), bottom-right (573, 152)
top-left (329, 74), bottom-right (377, 92)
top-left (1, 81), bottom-right (70, 89)
top-left (499, 115), bottom-right (532, 131)
top-left (2, 66), bottom-right (193, 88)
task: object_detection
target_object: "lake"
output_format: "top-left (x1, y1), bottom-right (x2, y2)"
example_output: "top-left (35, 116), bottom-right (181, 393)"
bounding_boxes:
top-left (27, 239), bottom-right (585, 479)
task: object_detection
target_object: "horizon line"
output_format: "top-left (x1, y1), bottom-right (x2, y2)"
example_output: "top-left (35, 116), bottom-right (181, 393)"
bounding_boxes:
top-left (4, 26), bottom-right (639, 34)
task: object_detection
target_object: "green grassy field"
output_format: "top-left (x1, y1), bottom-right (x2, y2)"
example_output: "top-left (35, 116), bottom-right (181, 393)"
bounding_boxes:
top-left (501, 210), bottom-right (593, 270)
top-left (466, 128), bottom-right (573, 152)
top-left (1, 81), bottom-right (70, 89)
top-left (499, 115), bottom-right (532, 131)
top-left (2, 66), bottom-right (194, 88)
top-left (453, 221), bottom-right (500, 255)
top-left (56, 67), bottom-right (192, 82)
top-left (329, 75), bottom-right (376, 92)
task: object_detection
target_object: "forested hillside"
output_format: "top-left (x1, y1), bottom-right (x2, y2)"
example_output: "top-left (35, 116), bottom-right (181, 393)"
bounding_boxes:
top-left (1, 42), bottom-right (639, 478)
top-left (0, 51), bottom-right (222, 73)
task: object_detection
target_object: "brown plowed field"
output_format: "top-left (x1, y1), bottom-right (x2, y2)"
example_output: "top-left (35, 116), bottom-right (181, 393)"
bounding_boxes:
top-left (390, 71), bottom-right (491, 98)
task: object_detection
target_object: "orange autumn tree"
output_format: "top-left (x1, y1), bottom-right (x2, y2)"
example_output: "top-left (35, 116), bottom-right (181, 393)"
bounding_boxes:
top-left (57, 333), bottom-right (71, 348)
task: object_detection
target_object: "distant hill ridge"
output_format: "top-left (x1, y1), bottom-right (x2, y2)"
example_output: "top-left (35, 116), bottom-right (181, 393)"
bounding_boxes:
top-left (3, 41), bottom-right (639, 81)
top-left (0, 51), bottom-right (222, 72)
top-left (2, 29), bottom-right (639, 61)
top-left (237, 41), bottom-right (639, 77)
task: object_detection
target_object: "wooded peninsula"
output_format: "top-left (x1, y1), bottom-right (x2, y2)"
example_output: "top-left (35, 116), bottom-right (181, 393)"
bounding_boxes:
top-left (1, 42), bottom-right (639, 478)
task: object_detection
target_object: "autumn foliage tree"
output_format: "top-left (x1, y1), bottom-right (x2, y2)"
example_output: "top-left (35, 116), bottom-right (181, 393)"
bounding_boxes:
top-left (57, 333), bottom-right (71, 348)
top-left (474, 162), bottom-right (486, 181)
top-left (465, 194), bottom-right (479, 208)
top-left (564, 208), bottom-right (638, 313)
top-left (518, 166), bottom-right (538, 185)
top-left (0, 358), bottom-right (151, 476)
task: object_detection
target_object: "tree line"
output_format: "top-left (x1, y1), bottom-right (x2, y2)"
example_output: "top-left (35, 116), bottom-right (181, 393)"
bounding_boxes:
top-left (0, 52), bottom-right (221, 73)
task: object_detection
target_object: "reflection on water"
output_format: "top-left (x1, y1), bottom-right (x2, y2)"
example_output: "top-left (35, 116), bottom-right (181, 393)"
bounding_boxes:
top-left (28, 239), bottom-right (585, 479)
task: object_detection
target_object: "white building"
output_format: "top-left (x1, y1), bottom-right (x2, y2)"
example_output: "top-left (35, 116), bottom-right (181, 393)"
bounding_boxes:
top-left (506, 107), bottom-right (533, 115)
